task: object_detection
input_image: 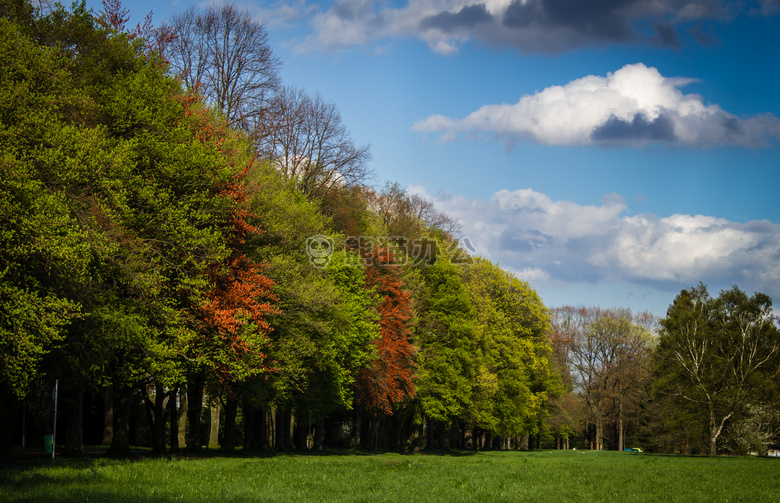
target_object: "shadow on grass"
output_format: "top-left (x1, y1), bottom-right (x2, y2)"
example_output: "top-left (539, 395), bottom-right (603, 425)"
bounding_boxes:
top-left (1, 445), bottom-right (477, 469)
top-left (152, 446), bottom-right (477, 460)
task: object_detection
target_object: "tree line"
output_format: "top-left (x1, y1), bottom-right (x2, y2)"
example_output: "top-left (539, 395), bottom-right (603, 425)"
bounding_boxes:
top-left (0, 0), bottom-right (778, 458)
top-left (548, 285), bottom-right (780, 457)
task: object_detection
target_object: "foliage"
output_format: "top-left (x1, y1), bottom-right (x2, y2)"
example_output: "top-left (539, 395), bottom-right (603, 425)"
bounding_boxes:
top-left (246, 162), bottom-right (377, 417)
top-left (414, 258), bottom-right (478, 423)
top-left (356, 247), bottom-right (417, 415)
top-left (460, 258), bottom-right (553, 438)
top-left (8, 0), bottom-right (775, 458)
top-left (0, 2), bottom-right (276, 405)
top-left (722, 403), bottom-right (780, 455)
top-left (654, 284), bottom-right (780, 456)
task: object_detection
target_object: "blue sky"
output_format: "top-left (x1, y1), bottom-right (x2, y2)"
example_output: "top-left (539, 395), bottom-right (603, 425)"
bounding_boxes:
top-left (101, 0), bottom-right (780, 316)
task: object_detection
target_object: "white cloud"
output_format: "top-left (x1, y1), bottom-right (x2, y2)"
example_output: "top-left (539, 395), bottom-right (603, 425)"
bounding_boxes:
top-left (413, 63), bottom-right (780, 148)
top-left (410, 185), bottom-right (780, 301)
top-left (205, 0), bottom-right (317, 28)
top-left (491, 189), bottom-right (626, 238)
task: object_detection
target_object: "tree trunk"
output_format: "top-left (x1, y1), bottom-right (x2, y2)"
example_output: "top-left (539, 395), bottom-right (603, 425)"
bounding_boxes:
top-left (102, 386), bottom-right (113, 446)
top-left (274, 407), bottom-right (283, 449)
top-left (372, 419), bottom-right (380, 451)
top-left (177, 387), bottom-right (187, 448)
top-left (64, 380), bottom-right (84, 457)
top-left (595, 415), bottom-right (604, 450)
top-left (390, 412), bottom-right (401, 452)
top-left (141, 387), bottom-right (158, 453)
top-left (472, 428), bottom-right (482, 451)
top-left (249, 406), bottom-right (267, 450)
top-left (243, 403), bottom-right (254, 450)
top-left (153, 383), bottom-right (166, 453)
top-left (186, 374), bottom-right (205, 453)
top-left (141, 383), bottom-right (167, 454)
top-left (221, 398), bottom-right (237, 452)
top-left (275, 407), bottom-right (291, 449)
top-left (353, 407), bottom-right (362, 448)
top-left (107, 385), bottom-right (132, 458)
top-left (618, 397), bottom-right (624, 452)
top-left (293, 414), bottom-right (308, 450)
top-left (314, 416), bottom-right (325, 451)
top-left (283, 409), bottom-right (293, 448)
top-left (519, 435), bottom-right (529, 451)
top-left (709, 408), bottom-right (732, 457)
top-left (208, 401), bottom-right (221, 450)
top-left (169, 387), bottom-right (179, 453)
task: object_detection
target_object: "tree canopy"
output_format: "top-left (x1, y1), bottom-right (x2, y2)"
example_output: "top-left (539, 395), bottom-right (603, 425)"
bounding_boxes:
top-left (3, 0), bottom-right (776, 458)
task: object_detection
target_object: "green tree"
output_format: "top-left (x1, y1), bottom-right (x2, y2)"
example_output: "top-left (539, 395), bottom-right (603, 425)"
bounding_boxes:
top-left (655, 284), bottom-right (780, 456)
top-left (0, 14), bottom-right (95, 398)
top-left (246, 162), bottom-right (378, 449)
top-left (414, 258), bottom-right (477, 448)
top-left (461, 258), bottom-right (552, 449)
top-left (0, 2), bottom-right (277, 456)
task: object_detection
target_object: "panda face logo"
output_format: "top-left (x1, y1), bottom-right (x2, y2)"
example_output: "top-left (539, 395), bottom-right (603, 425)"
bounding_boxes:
top-left (306, 235), bottom-right (334, 268)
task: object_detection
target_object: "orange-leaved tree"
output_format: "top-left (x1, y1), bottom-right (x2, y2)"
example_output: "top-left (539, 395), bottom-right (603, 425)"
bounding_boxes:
top-left (181, 92), bottom-right (278, 452)
top-left (357, 247), bottom-right (416, 415)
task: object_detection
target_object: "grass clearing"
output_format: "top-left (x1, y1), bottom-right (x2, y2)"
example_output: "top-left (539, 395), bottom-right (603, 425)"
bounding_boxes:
top-left (1, 449), bottom-right (778, 502)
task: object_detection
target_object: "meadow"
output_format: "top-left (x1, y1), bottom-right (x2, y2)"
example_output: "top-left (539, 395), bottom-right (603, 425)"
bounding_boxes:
top-left (1, 449), bottom-right (779, 502)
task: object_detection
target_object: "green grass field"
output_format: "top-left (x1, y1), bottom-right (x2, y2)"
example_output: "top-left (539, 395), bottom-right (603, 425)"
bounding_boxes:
top-left (1, 449), bottom-right (778, 502)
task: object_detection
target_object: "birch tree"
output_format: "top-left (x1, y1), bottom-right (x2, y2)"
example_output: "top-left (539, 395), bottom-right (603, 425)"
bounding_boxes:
top-left (655, 284), bottom-right (780, 456)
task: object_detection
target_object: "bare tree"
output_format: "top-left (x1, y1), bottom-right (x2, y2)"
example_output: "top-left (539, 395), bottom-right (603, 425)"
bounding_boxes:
top-left (551, 306), bottom-right (654, 450)
top-left (257, 86), bottom-right (372, 196)
top-left (166, 3), bottom-right (281, 131)
top-left (371, 182), bottom-right (460, 237)
top-left (600, 315), bottom-right (653, 451)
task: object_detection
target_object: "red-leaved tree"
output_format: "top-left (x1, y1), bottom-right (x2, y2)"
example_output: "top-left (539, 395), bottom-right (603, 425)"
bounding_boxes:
top-left (356, 247), bottom-right (416, 415)
top-left (180, 91), bottom-right (278, 452)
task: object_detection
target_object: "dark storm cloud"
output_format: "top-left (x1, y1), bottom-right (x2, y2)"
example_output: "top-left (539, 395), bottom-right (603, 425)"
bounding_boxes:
top-left (654, 23), bottom-right (680, 47)
top-left (312, 0), bottom-right (775, 54)
top-left (592, 113), bottom-right (678, 143)
top-left (495, 0), bottom-right (730, 48)
top-left (420, 4), bottom-right (494, 32)
top-left (518, 0), bottom-right (637, 40)
top-left (687, 23), bottom-right (718, 46)
top-left (502, 0), bottom-right (543, 30)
